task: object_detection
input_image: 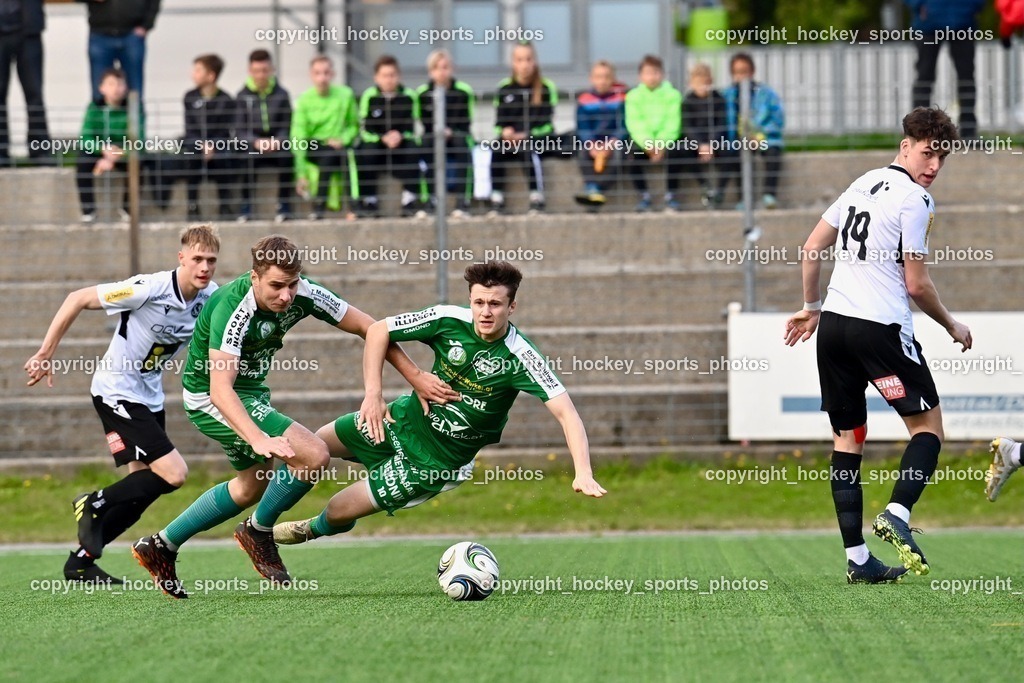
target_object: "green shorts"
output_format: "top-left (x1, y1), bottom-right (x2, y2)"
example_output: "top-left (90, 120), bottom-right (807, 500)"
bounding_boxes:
top-left (184, 389), bottom-right (294, 471)
top-left (333, 409), bottom-right (471, 514)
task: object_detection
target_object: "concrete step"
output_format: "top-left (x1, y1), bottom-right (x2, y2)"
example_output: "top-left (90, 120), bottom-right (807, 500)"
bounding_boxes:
top-left (0, 383), bottom-right (727, 459)
top-left (3, 202), bottom-right (1022, 285)
top-left (0, 324), bottom-right (727, 398)
top-left (8, 257), bottom-right (1023, 347)
top-left (2, 149), bottom-right (1020, 225)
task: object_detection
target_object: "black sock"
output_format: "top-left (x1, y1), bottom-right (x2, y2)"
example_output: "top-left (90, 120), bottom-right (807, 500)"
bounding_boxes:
top-left (68, 546), bottom-right (94, 567)
top-left (889, 432), bottom-right (941, 512)
top-left (830, 451), bottom-right (864, 548)
top-left (100, 498), bottom-right (155, 546)
top-left (93, 469), bottom-right (178, 512)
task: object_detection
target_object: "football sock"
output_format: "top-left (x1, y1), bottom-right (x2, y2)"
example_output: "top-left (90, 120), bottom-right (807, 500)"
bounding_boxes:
top-left (101, 499), bottom-right (154, 546)
top-left (1011, 441), bottom-right (1022, 467)
top-left (161, 482), bottom-right (243, 550)
top-left (69, 546), bottom-right (95, 567)
top-left (309, 509), bottom-right (355, 538)
top-left (888, 432), bottom-right (941, 514)
top-left (830, 451), bottom-right (864, 548)
top-left (885, 503), bottom-right (911, 524)
top-left (252, 463), bottom-right (314, 531)
top-left (93, 469), bottom-right (178, 511)
top-left (845, 544), bottom-right (870, 565)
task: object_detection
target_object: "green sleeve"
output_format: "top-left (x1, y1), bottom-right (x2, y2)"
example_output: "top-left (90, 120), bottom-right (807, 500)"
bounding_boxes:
top-left (341, 88), bottom-right (359, 147)
top-left (290, 93), bottom-right (310, 176)
top-left (385, 306), bottom-right (446, 342)
top-left (359, 88), bottom-right (380, 143)
top-left (664, 86), bottom-right (683, 142)
top-left (80, 104), bottom-right (102, 153)
top-left (298, 276), bottom-right (350, 325)
top-left (625, 89), bottom-right (652, 147)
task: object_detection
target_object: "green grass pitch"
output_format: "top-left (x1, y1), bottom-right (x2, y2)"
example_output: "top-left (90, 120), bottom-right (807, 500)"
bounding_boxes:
top-left (2, 531), bottom-right (1021, 682)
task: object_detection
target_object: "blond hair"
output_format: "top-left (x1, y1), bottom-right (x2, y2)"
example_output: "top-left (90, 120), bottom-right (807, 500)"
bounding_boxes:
top-left (180, 224), bottom-right (220, 252)
top-left (426, 48), bottom-right (452, 72)
top-left (689, 62), bottom-right (712, 81)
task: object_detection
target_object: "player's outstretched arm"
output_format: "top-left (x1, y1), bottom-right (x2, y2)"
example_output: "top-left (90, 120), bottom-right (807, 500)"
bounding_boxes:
top-left (904, 256), bottom-right (973, 352)
top-left (208, 349), bottom-right (294, 459)
top-left (24, 286), bottom-right (102, 387)
top-left (785, 219), bottom-right (837, 346)
top-left (337, 306), bottom-right (460, 415)
top-left (359, 320), bottom-right (393, 445)
top-left (545, 393), bottom-right (607, 498)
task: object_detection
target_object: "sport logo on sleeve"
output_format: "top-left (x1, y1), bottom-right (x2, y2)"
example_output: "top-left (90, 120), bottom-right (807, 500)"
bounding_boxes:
top-left (104, 287), bottom-right (134, 303)
top-left (873, 375), bottom-right (906, 401)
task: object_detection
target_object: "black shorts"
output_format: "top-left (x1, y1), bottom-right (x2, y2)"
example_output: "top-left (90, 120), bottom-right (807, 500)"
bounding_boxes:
top-left (816, 311), bottom-right (940, 432)
top-left (92, 396), bottom-right (176, 466)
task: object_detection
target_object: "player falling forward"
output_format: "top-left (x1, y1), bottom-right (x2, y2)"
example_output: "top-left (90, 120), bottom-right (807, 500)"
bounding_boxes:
top-left (24, 225), bottom-right (220, 583)
top-left (132, 235), bottom-right (456, 599)
top-left (273, 261), bottom-right (606, 550)
top-left (785, 107), bottom-right (972, 583)
top-left (985, 437), bottom-right (1021, 501)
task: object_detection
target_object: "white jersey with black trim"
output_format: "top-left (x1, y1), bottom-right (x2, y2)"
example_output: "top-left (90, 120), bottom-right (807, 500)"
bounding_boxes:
top-left (821, 164), bottom-right (934, 338)
top-left (91, 269), bottom-right (217, 412)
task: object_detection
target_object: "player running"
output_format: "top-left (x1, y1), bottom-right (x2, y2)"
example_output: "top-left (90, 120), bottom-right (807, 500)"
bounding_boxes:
top-left (24, 225), bottom-right (220, 584)
top-left (132, 235), bottom-right (458, 599)
top-left (985, 437), bottom-right (1021, 501)
top-left (272, 260), bottom-right (606, 551)
top-left (785, 107), bottom-right (972, 582)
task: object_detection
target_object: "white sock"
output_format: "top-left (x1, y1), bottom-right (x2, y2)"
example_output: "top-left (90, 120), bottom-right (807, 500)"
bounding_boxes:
top-left (845, 544), bottom-right (870, 565)
top-left (250, 518), bottom-right (272, 532)
top-left (885, 503), bottom-right (911, 524)
top-left (157, 531), bottom-right (178, 552)
top-left (400, 190), bottom-right (417, 206)
top-left (1011, 442), bottom-right (1022, 467)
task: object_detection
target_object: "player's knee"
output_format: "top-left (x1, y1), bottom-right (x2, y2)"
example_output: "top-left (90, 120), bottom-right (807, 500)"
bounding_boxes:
top-left (160, 464), bottom-right (188, 488)
top-left (296, 439), bottom-right (330, 472)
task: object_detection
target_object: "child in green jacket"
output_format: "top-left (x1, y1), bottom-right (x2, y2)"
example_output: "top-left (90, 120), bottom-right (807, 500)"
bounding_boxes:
top-left (77, 68), bottom-right (144, 222)
top-left (624, 55), bottom-right (686, 212)
top-left (291, 55), bottom-right (359, 219)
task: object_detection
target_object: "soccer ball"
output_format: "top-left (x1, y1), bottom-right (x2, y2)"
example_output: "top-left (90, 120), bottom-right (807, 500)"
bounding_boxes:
top-left (437, 542), bottom-right (500, 601)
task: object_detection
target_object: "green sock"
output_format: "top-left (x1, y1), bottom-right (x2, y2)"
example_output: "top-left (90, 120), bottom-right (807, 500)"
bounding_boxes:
top-left (252, 463), bottom-right (314, 531)
top-left (161, 482), bottom-right (243, 549)
top-left (309, 509), bottom-right (356, 538)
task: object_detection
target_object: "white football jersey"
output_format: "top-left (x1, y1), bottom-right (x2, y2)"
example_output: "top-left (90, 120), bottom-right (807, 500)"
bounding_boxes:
top-left (821, 164), bottom-right (934, 339)
top-left (91, 269), bottom-right (217, 412)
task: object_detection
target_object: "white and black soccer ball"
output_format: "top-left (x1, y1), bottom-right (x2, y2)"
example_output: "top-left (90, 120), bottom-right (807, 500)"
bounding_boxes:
top-left (437, 542), bottom-right (500, 601)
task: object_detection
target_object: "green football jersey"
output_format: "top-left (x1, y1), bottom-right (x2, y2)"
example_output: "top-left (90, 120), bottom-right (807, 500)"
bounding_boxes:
top-left (182, 273), bottom-right (349, 395)
top-left (385, 305), bottom-right (565, 467)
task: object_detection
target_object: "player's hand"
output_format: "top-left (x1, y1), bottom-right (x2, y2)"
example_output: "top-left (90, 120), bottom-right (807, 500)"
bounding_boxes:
top-left (784, 309), bottom-right (820, 346)
top-left (252, 435), bottom-right (294, 459)
top-left (572, 474), bottom-right (607, 498)
top-left (698, 143), bottom-right (713, 162)
top-left (357, 392), bottom-right (394, 445)
top-left (24, 351), bottom-right (54, 388)
top-left (327, 138), bottom-right (343, 149)
top-left (948, 321), bottom-right (973, 352)
top-left (296, 177), bottom-right (310, 198)
top-left (407, 371), bottom-right (461, 415)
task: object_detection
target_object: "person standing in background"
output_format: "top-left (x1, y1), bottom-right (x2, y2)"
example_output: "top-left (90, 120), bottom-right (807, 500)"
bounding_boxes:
top-left (0, 0), bottom-right (50, 163)
top-left (906, 0), bottom-right (986, 139)
top-left (78, 0), bottom-right (160, 101)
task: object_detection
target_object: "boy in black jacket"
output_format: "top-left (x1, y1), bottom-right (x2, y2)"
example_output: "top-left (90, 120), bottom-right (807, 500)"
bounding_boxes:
top-left (235, 49), bottom-right (292, 222)
top-left (356, 54), bottom-right (423, 218)
top-left (416, 49), bottom-right (475, 217)
top-left (489, 41), bottom-right (556, 214)
top-left (680, 62), bottom-right (726, 208)
top-left (183, 53), bottom-right (235, 220)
